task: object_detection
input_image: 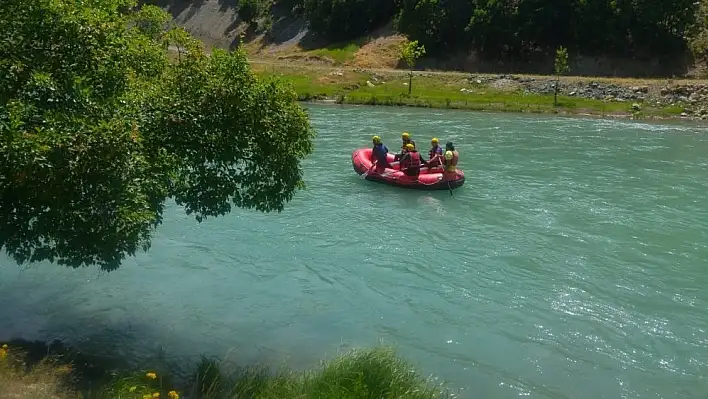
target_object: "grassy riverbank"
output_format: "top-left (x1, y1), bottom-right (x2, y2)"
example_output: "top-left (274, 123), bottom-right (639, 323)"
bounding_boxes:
top-left (155, 0), bottom-right (708, 120)
top-left (0, 342), bottom-right (453, 399)
top-left (249, 62), bottom-right (693, 119)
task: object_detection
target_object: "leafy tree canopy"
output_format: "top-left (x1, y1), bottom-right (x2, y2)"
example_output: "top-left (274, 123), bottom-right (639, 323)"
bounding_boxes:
top-left (0, 0), bottom-right (315, 271)
top-left (400, 40), bottom-right (426, 70)
top-left (292, 0), bottom-right (699, 59)
top-left (302, 0), bottom-right (396, 41)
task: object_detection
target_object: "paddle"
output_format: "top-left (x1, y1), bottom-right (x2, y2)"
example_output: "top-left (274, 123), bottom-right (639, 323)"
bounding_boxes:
top-left (427, 160), bottom-right (453, 197)
top-left (361, 160), bottom-right (377, 179)
top-left (441, 163), bottom-right (454, 197)
top-left (429, 163), bottom-right (453, 196)
top-left (432, 154), bottom-right (454, 197)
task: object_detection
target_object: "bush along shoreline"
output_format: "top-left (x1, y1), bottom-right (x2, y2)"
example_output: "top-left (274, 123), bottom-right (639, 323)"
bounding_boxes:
top-left (0, 340), bottom-right (457, 399)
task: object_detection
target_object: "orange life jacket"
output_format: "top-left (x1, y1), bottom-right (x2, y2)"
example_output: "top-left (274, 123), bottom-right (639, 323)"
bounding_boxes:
top-left (444, 150), bottom-right (459, 172)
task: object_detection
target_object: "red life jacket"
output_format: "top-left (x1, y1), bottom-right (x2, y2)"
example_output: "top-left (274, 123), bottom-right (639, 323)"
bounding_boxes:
top-left (401, 151), bottom-right (421, 169)
top-left (410, 150), bottom-right (421, 167)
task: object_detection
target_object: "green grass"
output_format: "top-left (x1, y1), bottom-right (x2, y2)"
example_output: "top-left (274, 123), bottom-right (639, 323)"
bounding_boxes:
top-left (253, 65), bottom-right (680, 118)
top-left (310, 43), bottom-right (360, 64)
top-left (258, 71), bottom-right (352, 100)
top-left (201, 347), bottom-right (454, 399)
top-left (1, 343), bottom-right (454, 399)
top-left (343, 81), bottom-right (630, 114)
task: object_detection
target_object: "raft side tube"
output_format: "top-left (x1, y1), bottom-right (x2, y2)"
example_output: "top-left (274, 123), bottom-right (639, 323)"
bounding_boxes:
top-left (351, 148), bottom-right (465, 191)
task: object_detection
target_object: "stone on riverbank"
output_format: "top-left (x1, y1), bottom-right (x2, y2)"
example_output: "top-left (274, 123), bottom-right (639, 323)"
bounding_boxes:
top-left (461, 74), bottom-right (708, 117)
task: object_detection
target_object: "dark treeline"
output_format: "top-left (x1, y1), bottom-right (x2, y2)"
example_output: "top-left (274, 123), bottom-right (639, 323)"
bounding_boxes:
top-left (277, 0), bottom-right (701, 61)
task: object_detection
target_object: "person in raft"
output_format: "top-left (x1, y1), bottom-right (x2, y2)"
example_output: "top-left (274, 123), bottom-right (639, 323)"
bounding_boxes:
top-left (371, 135), bottom-right (389, 173)
top-left (442, 141), bottom-right (459, 174)
top-left (394, 132), bottom-right (416, 162)
top-left (399, 143), bottom-right (422, 178)
top-left (427, 137), bottom-right (444, 168)
top-left (401, 131), bottom-right (416, 150)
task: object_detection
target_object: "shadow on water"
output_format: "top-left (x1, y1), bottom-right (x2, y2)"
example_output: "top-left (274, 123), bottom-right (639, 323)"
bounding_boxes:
top-left (0, 288), bottom-right (279, 393)
top-left (0, 310), bottom-right (267, 396)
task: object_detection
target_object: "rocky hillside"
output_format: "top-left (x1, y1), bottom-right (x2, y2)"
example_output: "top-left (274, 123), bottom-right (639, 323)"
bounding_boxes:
top-left (148, 0), bottom-right (708, 78)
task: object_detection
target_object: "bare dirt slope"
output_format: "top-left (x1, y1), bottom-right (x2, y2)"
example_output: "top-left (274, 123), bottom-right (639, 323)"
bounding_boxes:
top-left (149, 0), bottom-right (243, 50)
top-left (148, 0), bottom-right (405, 68)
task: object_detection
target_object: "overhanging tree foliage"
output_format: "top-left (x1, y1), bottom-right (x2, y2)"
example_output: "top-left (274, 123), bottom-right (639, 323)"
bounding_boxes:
top-left (0, 0), bottom-right (315, 271)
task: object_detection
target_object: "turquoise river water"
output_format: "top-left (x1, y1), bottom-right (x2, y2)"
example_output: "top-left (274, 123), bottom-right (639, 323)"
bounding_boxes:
top-left (1, 104), bottom-right (708, 398)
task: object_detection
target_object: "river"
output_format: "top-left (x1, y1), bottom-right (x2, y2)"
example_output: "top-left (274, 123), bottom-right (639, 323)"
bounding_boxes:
top-left (1, 104), bottom-right (708, 398)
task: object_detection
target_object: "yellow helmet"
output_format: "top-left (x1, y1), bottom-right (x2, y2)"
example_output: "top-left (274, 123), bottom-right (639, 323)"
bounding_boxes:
top-left (372, 135), bottom-right (381, 144)
top-left (401, 132), bottom-right (410, 139)
top-left (431, 137), bottom-right (439, 144)
top-left (405, 143), bottom-right (414, 151)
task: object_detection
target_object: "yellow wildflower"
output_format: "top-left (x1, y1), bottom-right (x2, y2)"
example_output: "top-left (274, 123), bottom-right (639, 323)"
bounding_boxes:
top-left (152, 393), bottom-right (160, 398)
top-left (1, 344), bottom-right (7, 349)
top-left (146, 372), bottom-right (157, 380)
top-left (143, 395), bottom-right (152, 399)
top-left (129, 386), bottom-right (137, 392)
top-left (168, 391), bottom-right (179, 399)
top-left (0, 349), bottom-right (6, 359)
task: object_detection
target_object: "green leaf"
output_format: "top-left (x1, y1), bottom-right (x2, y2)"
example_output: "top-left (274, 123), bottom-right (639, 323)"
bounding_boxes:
top-left (0, 0), bottom-right (314, 271)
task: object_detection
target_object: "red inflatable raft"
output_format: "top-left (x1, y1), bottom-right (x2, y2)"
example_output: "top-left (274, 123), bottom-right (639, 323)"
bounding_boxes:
top-left (351, 148), bottom-right (465, 190)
